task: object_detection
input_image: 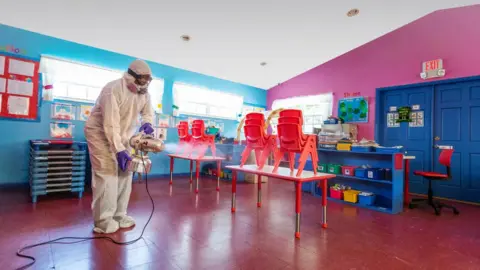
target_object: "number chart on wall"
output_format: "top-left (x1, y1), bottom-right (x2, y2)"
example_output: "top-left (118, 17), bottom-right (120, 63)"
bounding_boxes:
top-left (338, 96), bottom-right (368, 123)
top-left (0, 54), bottom-right (40, 120)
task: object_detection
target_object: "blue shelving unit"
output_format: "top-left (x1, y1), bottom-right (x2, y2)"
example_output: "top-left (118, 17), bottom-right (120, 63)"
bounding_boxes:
top-left (29, 140), bottom-right (87, 203)
top-left (308, 149), bottom-right (405, 214)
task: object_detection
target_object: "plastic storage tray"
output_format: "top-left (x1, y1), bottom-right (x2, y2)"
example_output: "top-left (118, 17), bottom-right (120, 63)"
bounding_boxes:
top-left (318, 163), bottom-right (327, 173)
top-left (341, 166), bottom-right (356, 176)
top-left (330, 188), bottom-right (344, 200)
top-left (336, 143), bottom-right (352, 151)
top-left (358, 193), bottom-right (376, 206)
top-left (327, 164), bottom-right (342, 174)
top-left (344, 190), bottom-right (361, 203)
top-left (354, 168), bottom-right (367, 178)
top-left (366, 168), bottom-right (385, 180)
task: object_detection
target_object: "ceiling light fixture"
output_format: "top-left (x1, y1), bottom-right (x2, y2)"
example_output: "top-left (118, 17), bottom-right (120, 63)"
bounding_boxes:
top-left (260, 62), bottom-right (267, 66)
top-left (347, 8), bottom-right (360, 17)
top-left (181, 35), bottom-right (191, 41)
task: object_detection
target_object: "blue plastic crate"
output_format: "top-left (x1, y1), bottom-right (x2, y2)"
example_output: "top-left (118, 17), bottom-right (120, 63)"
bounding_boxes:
top-left (381, 168), bottom-right (392, 181)
top-left (358, 194), bottom-right (376, 206)
top-left (351, 146), bottom-right (374, 152)
top-left (355, 168), bottom-right (367, 178)
top-left (366, 168), bottom-right (385, 180)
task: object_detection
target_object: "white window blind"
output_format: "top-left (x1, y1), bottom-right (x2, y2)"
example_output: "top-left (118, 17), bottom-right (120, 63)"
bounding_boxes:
top-left (173, 82), bottom-right (243, 120)
top-left (39, 56), bottom-right (164, 113)
top-left (271, 93), bottom-right (333, 134)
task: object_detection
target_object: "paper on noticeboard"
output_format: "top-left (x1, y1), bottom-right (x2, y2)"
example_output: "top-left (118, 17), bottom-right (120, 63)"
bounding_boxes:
top-left (0, 56), bottom-right (5, 75)
top-left (8, 59), bottom-right (35, 77)
top-left (0, 78), bottom-right (6, 93)
top-left (7, 79), bottom-right (33, 96)
top-left (0, 94), bottom-right (2, 113)
top-left (8, 95), bottom-right (30, 115)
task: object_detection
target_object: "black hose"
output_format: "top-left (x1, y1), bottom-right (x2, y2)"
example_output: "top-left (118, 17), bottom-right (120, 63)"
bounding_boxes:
top-left (15, 151), bottom-right (154, 270)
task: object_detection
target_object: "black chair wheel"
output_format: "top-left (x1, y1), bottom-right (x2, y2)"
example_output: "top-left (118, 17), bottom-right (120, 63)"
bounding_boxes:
top-left (435, 209), bottom-right (441, 216)
top-left (453, 209), bottom-right (460, 215)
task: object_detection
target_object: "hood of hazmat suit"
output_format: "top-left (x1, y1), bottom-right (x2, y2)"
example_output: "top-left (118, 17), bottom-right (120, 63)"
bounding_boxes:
top-left (84, 59), bottom-right (154, 176)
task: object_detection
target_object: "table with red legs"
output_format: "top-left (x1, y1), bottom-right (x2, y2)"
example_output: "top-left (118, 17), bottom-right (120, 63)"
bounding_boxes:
top-left (226, 164), bottom-right (336, 239)
top-left (168, 154), bottom-right (225, 193)
top-left (403, 155), bottom-right (416, 206)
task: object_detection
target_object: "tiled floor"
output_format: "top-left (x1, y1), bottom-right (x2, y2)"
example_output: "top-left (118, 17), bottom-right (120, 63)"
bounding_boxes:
top-left (1, 177), bottom-right (480, 270)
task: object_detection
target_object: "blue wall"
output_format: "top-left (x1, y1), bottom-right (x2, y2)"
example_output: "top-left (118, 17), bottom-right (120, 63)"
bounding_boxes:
top-left (0, 24), bottom-right (267, 185)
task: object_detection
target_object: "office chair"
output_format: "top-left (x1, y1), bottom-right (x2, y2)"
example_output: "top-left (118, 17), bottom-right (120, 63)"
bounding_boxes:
top-left (409, 148), bottom-right (459, 216)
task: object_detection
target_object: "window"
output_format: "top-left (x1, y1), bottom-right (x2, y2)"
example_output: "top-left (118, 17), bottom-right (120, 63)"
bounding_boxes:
top-left (39, 56), bottom-right (164, 113)
top-left (271, 93), bottom-right (333, 134)
top-left (173, 82), bottom-right (244, 120)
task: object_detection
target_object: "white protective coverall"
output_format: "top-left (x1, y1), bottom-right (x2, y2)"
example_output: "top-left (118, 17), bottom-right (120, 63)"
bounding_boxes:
top-left (84, 60), bottom-right (154, 234)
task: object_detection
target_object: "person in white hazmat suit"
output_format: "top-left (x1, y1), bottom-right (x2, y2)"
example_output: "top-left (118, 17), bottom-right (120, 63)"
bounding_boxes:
top-left (84, 59), bottom-right (155, 234)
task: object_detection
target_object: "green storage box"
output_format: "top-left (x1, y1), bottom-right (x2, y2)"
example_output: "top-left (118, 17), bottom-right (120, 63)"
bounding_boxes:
top-left (317, 163), bottom-right (327, 172)
top-left (327, 164), bottom-right (342, 174)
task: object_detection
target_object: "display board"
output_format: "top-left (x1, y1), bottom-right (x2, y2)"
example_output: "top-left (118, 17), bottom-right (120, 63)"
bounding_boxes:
top-left (0, 54), bottom-right (40, 120)
top-left (338, 97), bottom-right (368, 123)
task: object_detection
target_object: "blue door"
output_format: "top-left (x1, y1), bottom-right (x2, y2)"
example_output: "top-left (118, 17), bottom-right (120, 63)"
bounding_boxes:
top-left (433, 80), bottom-right (480, 203)
top-left (378, 86), bottom-right (433, 195)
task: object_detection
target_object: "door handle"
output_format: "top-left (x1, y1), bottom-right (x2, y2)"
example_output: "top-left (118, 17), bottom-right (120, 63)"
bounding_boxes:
top-left (434, 145), bottom-right (453, 149)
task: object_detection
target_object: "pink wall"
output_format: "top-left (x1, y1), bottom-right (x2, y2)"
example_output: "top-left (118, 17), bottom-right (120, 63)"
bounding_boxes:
top-left (267, 5), bottom-right (480, 140)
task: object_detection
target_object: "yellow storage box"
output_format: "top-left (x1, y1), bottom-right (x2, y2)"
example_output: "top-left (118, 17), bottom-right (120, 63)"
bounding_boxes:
top-left (336, 142), bottom-right (352, 151)
top-left (343, 190), bottom-right (361, 203)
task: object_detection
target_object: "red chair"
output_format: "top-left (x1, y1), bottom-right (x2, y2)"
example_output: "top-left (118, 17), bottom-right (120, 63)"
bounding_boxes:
top-left (189, 120), bottom-right (216, 158)
top-left (240, 112), bottom-right (277, 169)
top-left (409, 149), bottom-right (459, 215)
top-left (177, 122), bottom-right (191, 154)
top-left (272, 110), bottom-right (318, 177)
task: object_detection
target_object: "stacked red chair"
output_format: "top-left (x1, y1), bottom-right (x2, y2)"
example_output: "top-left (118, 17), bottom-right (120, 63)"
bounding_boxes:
top-left (240, 112), bottom-right (277, 169)
top-left (176, 121), bottom-right (192, 154)
top-left (189, 119), bottom-right (216, 158)
top-left (272, 109), bottom-right (319, 177)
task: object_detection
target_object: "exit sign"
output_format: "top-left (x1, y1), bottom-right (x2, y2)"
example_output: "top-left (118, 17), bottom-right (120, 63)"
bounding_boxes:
top-left (420, 59), bottom-right (445, 80)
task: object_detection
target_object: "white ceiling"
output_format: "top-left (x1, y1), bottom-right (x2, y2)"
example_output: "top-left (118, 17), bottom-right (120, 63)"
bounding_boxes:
top-left (0, 0), bottom-right (479, 89)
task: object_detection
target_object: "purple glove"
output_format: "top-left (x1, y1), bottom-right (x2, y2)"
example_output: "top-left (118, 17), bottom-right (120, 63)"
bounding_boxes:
top-left (139, 123), bottom-right (154, 135)
top-left (117, 150), bottom-right (132, 172)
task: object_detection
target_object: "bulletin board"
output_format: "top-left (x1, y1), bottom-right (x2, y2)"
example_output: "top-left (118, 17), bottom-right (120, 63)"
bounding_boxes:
top-left (338, 96), bottom-right (368, 123)
top-left (0, 54), bottom-right (40, 121)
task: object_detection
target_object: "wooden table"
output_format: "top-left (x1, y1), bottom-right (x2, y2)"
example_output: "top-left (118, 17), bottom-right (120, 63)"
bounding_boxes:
top-left (168, 154), bottom-right (225, 193)
top-left (403, 155), bottom-right (416, 206)
top-left (226, 164), bottom-right (336, 239)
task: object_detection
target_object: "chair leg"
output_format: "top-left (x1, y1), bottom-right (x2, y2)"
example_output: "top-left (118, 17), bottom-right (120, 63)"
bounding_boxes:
top-left (436, 201), bottom-right (460, 215)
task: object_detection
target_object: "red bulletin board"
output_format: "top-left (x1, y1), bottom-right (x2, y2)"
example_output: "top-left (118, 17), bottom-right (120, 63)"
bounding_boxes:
top-left (0, 54), bottom-right (40, 120)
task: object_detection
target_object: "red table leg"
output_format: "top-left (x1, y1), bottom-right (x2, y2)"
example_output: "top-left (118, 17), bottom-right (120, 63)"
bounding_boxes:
top-left (216, 160), bottom-right (221, 191)
top-left (169, 156), bottom-right (174, 185)
top-left (321, 180), bottom-right (328, 229)
top-left (404, 160), bottom-right (410, 206)
top-left (257, 174), bottom-right (262, 207)
top-left (189, 160), bottom-right (193, 183)
top-left (195, 161), bottom-right (201, 194)
top-left (231, 171), bottom-right (237, 212)
top-left (295, 181), bottom-right (302, 239)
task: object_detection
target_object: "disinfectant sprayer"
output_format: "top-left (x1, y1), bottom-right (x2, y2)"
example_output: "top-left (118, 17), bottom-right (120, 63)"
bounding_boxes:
top-left (128, 132), bottom-right (165, 173)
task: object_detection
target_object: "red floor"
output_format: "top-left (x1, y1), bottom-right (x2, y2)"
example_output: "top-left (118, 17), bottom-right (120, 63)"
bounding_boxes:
top-left (1, 177), bottom-right (480, 270)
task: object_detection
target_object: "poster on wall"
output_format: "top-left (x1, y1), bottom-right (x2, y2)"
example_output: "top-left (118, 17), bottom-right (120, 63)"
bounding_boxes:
top-left (338, 97), bottom-right (368, 123)
top-left (409, 110), bottom-right (424, 128)
top-left (387, 112), bottom-right (400, 128)
top-left (79, 105), bottom-right (93, 121)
